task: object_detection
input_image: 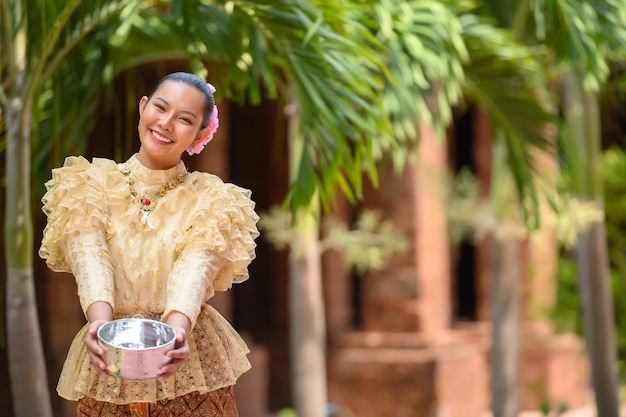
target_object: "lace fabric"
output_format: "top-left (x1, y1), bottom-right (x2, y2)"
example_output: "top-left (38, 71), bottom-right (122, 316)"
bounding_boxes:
top-left (58, 305), bottom-right (250, 403)
top-left (39, 154), bottom-right (259, 403)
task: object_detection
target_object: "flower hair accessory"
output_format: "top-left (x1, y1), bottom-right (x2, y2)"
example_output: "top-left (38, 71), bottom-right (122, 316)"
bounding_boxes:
top-left (187, 83), bottom-right (219, 155)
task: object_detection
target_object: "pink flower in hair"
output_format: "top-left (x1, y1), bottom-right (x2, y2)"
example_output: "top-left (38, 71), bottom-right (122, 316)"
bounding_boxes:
top-left (187, 83), bottom-right (219, 155)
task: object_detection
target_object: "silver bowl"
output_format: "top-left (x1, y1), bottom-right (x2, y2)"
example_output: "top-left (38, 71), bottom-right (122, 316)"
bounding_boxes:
top-left (97, 318), bottom-right (176, 380)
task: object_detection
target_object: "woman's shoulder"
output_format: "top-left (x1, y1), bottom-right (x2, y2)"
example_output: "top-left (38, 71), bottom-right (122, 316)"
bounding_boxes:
top-left (176, 172), bottom-right (259, 289)
top-left (45, 156), bottom-right (121, 193)
top-left (51, 156), bottom-right (119, 178)
top-left (186, 171), bottom-right (253, 201)
top-left (57, 155), bottom-right (118, 171)
top-left (181, 171), bottom-right (258, 231)
top-left (40, 157), bottom-right (119, 240)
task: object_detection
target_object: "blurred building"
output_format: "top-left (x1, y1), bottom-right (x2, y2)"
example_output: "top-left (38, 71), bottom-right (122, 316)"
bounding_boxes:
top-left (30, 65), bottom-right (590, 417)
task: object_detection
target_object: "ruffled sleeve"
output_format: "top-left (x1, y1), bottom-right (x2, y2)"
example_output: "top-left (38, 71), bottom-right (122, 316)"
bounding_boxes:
top-left (163, 173), bottom-right (259, 326)
top-left (39, 156), bottom-right (116, 313)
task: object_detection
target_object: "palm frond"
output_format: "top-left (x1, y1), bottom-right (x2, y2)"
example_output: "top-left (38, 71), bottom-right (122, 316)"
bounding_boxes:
top-left (532, 0), bottom-right (626, 91)
top-left (460, 12), bottom-right (556, 226)
top-left (24, 1), bottom-right (148, 199)
top-left (372, 0), bottom-right (470, 165)
top-left (188, 1), bottom-right (392, 210)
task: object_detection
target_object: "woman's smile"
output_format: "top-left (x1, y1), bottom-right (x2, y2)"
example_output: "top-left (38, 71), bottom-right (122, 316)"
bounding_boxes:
top-left (136, 80), bottom-right (206, 169)
top-left (151, 129), bottom-right (173, 144)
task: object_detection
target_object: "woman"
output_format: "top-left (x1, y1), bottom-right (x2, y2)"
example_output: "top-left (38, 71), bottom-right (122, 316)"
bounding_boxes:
top-left (39, 72), bottom-right (259, 416)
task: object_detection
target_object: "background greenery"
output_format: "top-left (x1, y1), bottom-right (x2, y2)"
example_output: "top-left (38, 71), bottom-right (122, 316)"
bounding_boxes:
top-left (552, 145), bottom-right (626, 386)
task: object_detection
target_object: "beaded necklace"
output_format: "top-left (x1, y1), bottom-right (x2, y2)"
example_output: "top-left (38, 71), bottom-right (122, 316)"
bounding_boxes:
top-left (118, 163), bottom-right (187, 227)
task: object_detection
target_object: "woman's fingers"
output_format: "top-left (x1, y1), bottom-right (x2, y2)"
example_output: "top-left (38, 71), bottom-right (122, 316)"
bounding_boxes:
top-left (85, 320), bottom-right (110, 378)
top-left (157, 327), bottom-right (190, 382)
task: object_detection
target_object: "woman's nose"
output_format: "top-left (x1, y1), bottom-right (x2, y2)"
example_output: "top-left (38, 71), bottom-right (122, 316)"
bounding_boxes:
top-left (159, 113), bottom-right (174, 131)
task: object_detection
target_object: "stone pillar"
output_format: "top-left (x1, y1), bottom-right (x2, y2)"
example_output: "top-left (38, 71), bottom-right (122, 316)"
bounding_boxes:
top-left (414, 122), bottom-right (452, 335)
top-left (524, 227), bottom-right (558, 320)
top-left (361, 162), bottom-right (421, 332)
top-left (361, 121), bottom-right (451, 335)
top-left (322, 193), bottom-right (353, 347)
top-left (523, 144), bottom-right (558, 319)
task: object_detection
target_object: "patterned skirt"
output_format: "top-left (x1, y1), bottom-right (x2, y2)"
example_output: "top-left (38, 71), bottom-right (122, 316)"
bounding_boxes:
top-left (76, 386), bottom-right (239, 417)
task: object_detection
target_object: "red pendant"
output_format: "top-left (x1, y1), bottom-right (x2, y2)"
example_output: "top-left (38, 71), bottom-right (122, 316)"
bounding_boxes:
top-left (140, 197), bottom-right (151, 206)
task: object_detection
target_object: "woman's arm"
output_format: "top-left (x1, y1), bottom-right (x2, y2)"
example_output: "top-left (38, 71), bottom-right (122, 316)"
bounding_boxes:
top-left (86, 300), bottom-right (113, 323)
top-left (85, 301), bottom-right (114, 378)
top-left (164, 310), bottom-right (191, 334)
top-left (158, 310), bottom-right (191, 381)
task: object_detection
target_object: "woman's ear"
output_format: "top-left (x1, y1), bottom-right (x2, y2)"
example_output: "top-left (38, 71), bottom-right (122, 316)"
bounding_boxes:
top-left (190, 130), bottom-right (205, 148)
top-left (138, 96), bottom-right (149, 116)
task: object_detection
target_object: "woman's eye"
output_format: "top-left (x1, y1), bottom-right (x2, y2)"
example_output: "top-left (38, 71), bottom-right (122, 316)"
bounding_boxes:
top-left (180, 117), bottom-right (192, 124)
top-left (154, 104), bottom-right (165, 111)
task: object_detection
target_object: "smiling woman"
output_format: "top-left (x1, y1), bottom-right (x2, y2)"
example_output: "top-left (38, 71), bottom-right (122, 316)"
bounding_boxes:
top-left (137, 73), bottom-right (217, 169)
top-left (38, 72), bottom-right (260, 417)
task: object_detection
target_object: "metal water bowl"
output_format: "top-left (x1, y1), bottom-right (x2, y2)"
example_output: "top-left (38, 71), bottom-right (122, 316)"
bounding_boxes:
top-left (97, 318), bottom-right (176, 380)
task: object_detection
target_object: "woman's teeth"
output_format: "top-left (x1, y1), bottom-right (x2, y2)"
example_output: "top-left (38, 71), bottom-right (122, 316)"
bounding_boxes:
top-left (152, 130), bottom-right (172, 143)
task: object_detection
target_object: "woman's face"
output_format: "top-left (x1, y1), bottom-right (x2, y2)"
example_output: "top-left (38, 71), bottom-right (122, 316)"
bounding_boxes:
top-left (137, 80), bottom-right (205, 169)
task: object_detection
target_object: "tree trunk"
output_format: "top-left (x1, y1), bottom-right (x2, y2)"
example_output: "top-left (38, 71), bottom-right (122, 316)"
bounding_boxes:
top-left (287, 101), bottom-right (327, 417)
top-left (489, 235), bottom-right (520, 417)
top-left (576, 221), bottom-right (619, 416)
top-left (5, 86), bottom-right (53, 417)
top-left (289, 227), bottom-right (327, 417)
top-left (564, 71), bottom-right (619, 417)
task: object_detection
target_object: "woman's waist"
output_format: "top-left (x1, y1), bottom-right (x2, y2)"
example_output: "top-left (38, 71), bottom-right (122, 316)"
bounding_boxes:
top-left (113, 311), bottom-right (163, 320)
top-left (112, 304), bottom-right (212, 321)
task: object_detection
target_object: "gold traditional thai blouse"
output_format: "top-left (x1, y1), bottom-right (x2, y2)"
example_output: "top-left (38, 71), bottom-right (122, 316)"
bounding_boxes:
top-left (39, 154), bottom-right (259, 404)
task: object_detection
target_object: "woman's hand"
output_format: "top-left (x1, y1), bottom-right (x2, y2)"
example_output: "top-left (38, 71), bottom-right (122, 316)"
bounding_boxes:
top-left (157, 326), bottom-right (190, 382)
top-left (85, 319), bottom-right (111, 378)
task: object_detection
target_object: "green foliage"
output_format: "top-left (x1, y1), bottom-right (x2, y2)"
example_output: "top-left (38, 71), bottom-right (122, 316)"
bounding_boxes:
top-left (446, 163), bottom-right (603, 248)
top-left (538, 400), bottom-right (568, 416)
top-left (550, 255), bottom-right (581, 335)
top-left (258, 206), bottom-right (408, 273)
top-left (531, 0), bottom-right (626, 91)
top-left (321, 210), bottom-right (409, 274)
top-left (372, 0), bottom-right (469, 147)
top-left (1, 0), bottom-right (566, 221)
top-left (1, 0), bottom-right (395, 214)
top-left (554, 256), bottom-right (626, 384)
top-left (459, 12), bottom-right (555, 226)
top-left (601, 147), bottom-right (626, 384)
top-left (446, 168), bottom-right (480, 243)
top-left (277, 408), bottom-right (298, 417)
top-left (551, 146), bottom-right (626, 384)
top-left (603, 148), bottom-right (626, 259)
top-left (0, 0), bottom-right (148, 205)
top-left (446, 165), bottom-right (538, 243)
top-left (484, 0), bottom-right (626, 92)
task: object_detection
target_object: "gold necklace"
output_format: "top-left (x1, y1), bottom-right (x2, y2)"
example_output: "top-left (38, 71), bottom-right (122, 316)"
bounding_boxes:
top-left (118, 164), bottom-right (187, 214)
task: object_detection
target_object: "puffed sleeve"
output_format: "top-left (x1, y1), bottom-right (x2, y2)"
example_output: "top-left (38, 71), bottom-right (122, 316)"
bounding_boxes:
top-left (39, 156), bottom-right (115, 314)
top-left (163, 174), bottom-right (259, 327)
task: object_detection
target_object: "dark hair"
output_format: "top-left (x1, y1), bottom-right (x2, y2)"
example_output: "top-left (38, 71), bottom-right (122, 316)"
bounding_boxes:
top-left (147, 72), bottom-right (215, 128)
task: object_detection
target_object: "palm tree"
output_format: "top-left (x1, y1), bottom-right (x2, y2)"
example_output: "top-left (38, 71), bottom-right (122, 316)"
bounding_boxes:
top-left (521, 2), bottom-right (624, 416)
top-left (459, 11), bottom-right (554, 416)
top-left (563, 71), bottom-right (620, 417)
top-left (1, 1), bottom-right (148, 415)
top-left (285, 100), bottom-right (327, 416)
top-left (469, 0), bottom-right (626, 415)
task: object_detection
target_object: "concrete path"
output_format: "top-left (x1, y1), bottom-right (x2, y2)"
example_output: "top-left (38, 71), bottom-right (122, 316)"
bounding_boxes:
top-left (481, 405), bottom-right (626, 417)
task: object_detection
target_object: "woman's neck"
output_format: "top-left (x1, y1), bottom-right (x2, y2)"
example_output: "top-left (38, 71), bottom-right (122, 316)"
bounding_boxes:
top-left (135, 150), bottom-right (181, 170)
